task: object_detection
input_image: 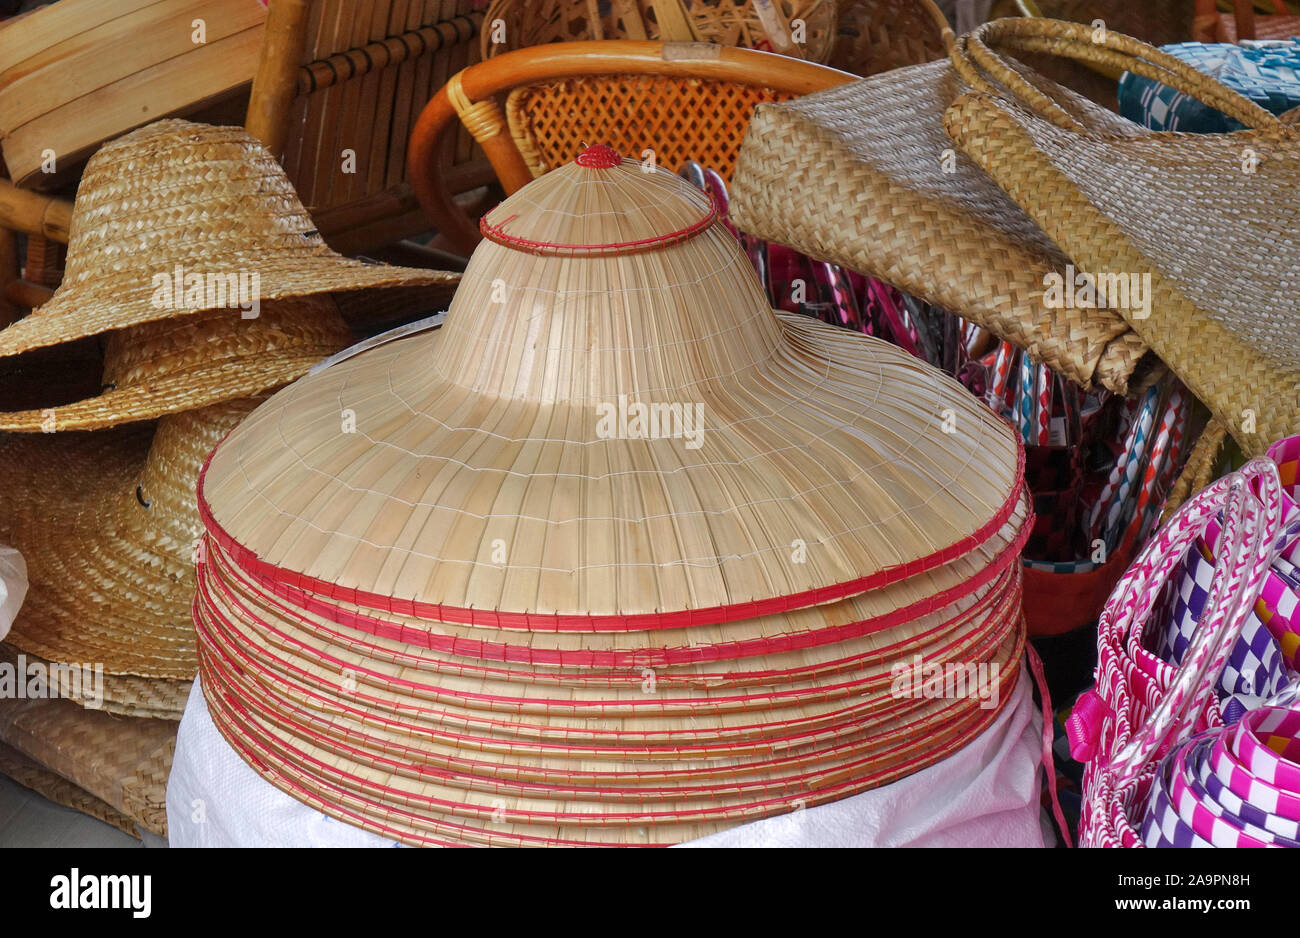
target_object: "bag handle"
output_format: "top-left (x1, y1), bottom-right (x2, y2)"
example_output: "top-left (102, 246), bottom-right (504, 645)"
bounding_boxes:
top-left (940, 16), bottom-right (1286, 134)
top-left (1105, 461), bottom-right (1283, 786)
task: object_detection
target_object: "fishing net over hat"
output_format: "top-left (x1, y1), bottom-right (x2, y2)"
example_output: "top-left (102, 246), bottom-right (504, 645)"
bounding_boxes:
top-left (195, 145), bottom-right (1034, 845)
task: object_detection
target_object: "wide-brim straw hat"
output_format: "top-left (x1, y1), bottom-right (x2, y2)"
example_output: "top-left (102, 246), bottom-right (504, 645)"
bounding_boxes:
top-left (728, 0), bottom-right (1153, 395)
top-left (0, 119), bottom-right (458, 362)
top-left (200, 150), bottom-right (1025, 624)
top-left (0, 295), bottom-right (352, 432)
top-left (0, 398), bottom-right (262, 687)
top-left (194, 145), bottom-right (1032, 844)
top-left (0, 643), bottom-right (188, 720)
top-left (941, 17), bottom-right (1300, 456)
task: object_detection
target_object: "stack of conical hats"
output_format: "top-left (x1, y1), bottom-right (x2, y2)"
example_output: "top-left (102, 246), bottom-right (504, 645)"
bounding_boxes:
top-left (195, 145), bottom-right (1032, 846)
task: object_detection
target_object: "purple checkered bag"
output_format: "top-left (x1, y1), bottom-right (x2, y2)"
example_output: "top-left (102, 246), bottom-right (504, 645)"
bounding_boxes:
top-left (1074, 460), bottom-right (1286, 847)
top-left (1148, 542), bottom-right (1296, 721)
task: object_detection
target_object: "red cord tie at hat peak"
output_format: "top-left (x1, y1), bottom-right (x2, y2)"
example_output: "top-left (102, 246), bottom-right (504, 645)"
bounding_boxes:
top-left (575, 144), bottom-right (623, 169)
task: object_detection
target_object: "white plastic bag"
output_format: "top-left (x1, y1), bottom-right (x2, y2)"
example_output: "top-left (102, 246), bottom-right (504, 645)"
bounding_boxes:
top-left (0, 543), bottom-right (27, 641)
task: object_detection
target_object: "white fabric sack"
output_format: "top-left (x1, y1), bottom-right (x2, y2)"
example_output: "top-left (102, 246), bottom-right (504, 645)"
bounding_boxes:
top-left (0, 543), bottom-right (27, 642)
top-left (168, 669), bottom-right (1049, 848)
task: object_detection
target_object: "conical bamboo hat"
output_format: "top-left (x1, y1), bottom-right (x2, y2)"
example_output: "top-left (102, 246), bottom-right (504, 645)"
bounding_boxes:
top-left (199, 146), bottom-right (1023, 624)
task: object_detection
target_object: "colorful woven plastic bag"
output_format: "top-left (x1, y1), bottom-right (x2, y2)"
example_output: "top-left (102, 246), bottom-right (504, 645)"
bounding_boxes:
top-left (1120, 39), bottom-right (1300, 132)
top-left (1072, 457), bottom-right (1290, 846)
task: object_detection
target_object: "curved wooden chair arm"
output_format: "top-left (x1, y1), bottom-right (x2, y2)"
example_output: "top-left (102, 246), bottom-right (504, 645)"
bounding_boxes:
top-left (408, 40), bottom-right (855, 256)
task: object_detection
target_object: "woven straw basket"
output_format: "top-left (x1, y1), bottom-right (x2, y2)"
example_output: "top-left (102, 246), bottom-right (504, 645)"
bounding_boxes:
top-left (942, 17), bottom-right (1300, 457)
top-left (730, 0), bottom-right (1152, 394)
top-left (826, 0), bottom-right (946, 75)
top-left (481, 0), bottom-right (838, 62)
top-left (195, 146), bottom-right (1031, 845)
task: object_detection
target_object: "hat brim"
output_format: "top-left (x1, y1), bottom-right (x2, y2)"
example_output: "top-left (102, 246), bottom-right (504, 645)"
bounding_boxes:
top-left (0, 425), bottom-right (199, 680)
top-left (0, 348), bottom-right (333, 432)
top-left (201, 312), bottom-right (1025, 624)
top-left (0, 255), bottom-right (459, 359)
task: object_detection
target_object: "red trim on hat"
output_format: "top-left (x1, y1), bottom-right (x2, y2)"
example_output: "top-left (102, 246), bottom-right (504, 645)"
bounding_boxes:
top-left (195, 436), bottom-right (1028, 633)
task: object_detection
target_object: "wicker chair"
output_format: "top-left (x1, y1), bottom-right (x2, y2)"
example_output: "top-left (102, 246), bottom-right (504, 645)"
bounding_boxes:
top-left (407, 39), bottom-right (854, 255)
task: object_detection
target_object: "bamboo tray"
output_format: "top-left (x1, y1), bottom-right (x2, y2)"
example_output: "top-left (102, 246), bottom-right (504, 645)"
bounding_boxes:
top-left (0, 0), bottom-right (266, 189)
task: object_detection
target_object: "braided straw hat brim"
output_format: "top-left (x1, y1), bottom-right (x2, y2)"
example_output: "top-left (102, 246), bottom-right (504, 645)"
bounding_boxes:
top-left (0, 263), bottom-right (455, 360)
top-left (0, 351), bottom-right (334, 433)
top-left (0, 295), bottom-right (353, 432)
top-left (0, 119), bottom-right (458, 360)
top-left (0, 402), bottom-right (259, 681)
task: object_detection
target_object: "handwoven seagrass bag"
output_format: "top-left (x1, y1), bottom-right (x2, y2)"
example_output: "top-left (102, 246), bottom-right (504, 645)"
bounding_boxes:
top-left (729, 0), bottom-right (1152, 394)
top-left (941, 17), bottom-right (1300, 458)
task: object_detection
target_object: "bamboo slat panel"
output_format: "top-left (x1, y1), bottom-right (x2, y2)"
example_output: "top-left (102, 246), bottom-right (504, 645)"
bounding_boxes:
top-left (0, 0), bottom-right (267, 189)
top-left (279, 0), bottom-right (484, 218)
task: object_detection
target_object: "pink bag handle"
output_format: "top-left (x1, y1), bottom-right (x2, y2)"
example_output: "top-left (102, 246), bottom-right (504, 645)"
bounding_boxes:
top-left (1102, 460), bottom-right (1283, 786)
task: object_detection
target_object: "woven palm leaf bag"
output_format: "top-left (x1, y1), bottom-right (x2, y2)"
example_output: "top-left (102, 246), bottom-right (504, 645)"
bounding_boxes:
top-left (728, 0), bottom-right (1152, 395)
top-left (940, 16), bottom-right (1300, 458)
top-left (194, 146), bottom-right (1036, 846)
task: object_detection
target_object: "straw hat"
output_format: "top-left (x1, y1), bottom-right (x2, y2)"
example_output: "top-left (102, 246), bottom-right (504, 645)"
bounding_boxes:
top-left (0, 398), bottom-right (264, 686)
top-left (200, 146), bottom-right (1024, 624)
top-left (1, 296), bottom-right (351, 432)
top-left (194, 146), bottom-right (1032, 845)
top-left (0, 119), bottom-right (458, 363)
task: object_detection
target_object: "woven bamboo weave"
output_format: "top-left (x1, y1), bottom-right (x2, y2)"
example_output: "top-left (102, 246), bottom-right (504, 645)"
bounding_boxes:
top-left (0, 644), bottom-right (187, 720)
top-left (942, 17), bottom-right (1300, 456)
top-left (506, 74), bottom-right (793, 179)
top-left (194, 151), bottom-right (1031, 844)
top-left (0, 697), bottom-right (173, 837)
top-left (827, 0), bottom-right (947, 76)
top-left (730, 50), bottom-right (1151, 392)
top-left (0, 743), bottom-right (139, 837)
